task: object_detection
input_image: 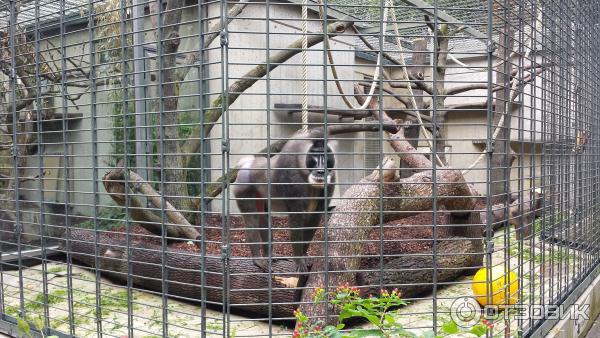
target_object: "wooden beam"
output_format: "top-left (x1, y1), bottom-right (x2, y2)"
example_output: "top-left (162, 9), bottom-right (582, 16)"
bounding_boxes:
top-left (273, 103), bottom-right (371, 119)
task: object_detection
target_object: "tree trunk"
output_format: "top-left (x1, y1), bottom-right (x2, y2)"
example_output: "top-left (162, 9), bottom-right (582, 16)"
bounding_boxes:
top-left (400, 38), bottom-right (427, 178)
top-left (297, 165), bottom-right (482, 323)
top-left (432, 26), bottom-right (449, 165)
top-left (490, 26), bottom-right (515, 205)
top-left (65, 209), bottom-right (481, 319)
top-left (159, 0), bottom-right (193, 214)
top-left (103, 165), bottom-right (201, 244)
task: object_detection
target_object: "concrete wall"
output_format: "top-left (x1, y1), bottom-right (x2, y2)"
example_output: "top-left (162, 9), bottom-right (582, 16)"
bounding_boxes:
top-left (203, 3), bottom-right (361, 211)
top-left (444, 55), bottom-right (544, 192)
top-left (16, 30), bottom-right (114, 214)
top-left (15, 3), bottom-right (364, 215)
top-left (15, 4), bottom-right (550, 216)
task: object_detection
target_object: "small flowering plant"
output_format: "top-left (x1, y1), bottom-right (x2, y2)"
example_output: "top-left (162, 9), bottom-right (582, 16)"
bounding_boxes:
top-left (293, 283), bottom-right (420, 338)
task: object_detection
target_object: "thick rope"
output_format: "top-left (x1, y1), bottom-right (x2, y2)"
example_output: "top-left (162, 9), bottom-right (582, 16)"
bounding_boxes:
top-left (387, 1), bottom-right (444, 167)
top-left (315, 0), bottom-right (442, 166)
top-left (315, 0), bottom-right (387, 111)
top-left (301, 0), bottom-right (309, 133)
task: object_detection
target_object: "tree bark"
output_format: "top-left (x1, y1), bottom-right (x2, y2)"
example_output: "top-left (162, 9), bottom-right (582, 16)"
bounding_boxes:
top-left (400, 38), bottom-right (427, 178)
top-left (67, 163), bottom-right (482, 319)
top-left (159, 0), bottom-right (192, 214)
top-left (297, 132), bottom-right (482, 324)
top-left (432, 24), bottom-right (450, 165)
top-left (490, 26), bottom-right (515, 206)
top-left (103, 166), bottom-right (201, 244)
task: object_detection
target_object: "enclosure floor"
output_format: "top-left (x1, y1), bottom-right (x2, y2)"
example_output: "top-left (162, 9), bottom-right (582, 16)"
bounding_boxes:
top-left (1, 264), bottom-right (292, 337)
top-left (2, 228), bottom-right (584, 337)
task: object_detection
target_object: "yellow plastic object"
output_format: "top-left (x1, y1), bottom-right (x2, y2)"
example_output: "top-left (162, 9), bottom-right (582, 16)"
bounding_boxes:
top-left (472, 266), bottom-right (519, 307)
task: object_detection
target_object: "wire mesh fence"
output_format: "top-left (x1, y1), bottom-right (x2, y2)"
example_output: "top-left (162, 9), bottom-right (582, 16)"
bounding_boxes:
top-left (0, 0), bottom-right (598, 337)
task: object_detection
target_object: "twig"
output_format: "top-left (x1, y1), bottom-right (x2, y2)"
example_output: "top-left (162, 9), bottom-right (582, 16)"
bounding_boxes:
top-left (192, 121), bottom-right (399, 208)
top-left (176, 0), bottom-right (250, 81)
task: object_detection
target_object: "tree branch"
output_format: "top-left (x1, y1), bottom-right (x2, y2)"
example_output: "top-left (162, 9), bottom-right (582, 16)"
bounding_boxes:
top-left (182, 20), bottom-right (353, 167)
top-left (192, 121), bottom-right (398, 208)
top-left (355, 85), bottom-right (433, 169)
top-left (176, 0), bottom-right (250, 81)
top-left (103, 166), bottom-right (201, 246)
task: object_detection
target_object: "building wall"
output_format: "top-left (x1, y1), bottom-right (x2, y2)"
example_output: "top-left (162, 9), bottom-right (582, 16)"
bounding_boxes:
top-left (444, 55), bottom-right (544, 192)
top-left (17, 4), bottom-right (363, 215)
top-left (16, 4), bottom-right (549, 216)
top-left (203, 3), bottom-right (361, 211)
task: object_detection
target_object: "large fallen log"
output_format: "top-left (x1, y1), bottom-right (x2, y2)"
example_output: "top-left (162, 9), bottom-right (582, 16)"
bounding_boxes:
top-left (297, 90), bottom-right (484, 324)
top-left (297, 160), bottom-right (483, 322)
top-left (64, 227), bottom-right (481, 318)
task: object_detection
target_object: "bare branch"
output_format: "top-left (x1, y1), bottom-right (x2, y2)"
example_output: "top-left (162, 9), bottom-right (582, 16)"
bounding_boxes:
top-left (176, 0), bottom-right (250, 81)
top-left (103, 165), bottom-right (202, 245)
top-left (193, 121), bottom-right (398, 207)
top-left (355, 84), bottom-right (433, 169)
top-left (44, 38), bottom-right (90, 77)
top-left (449, 26), bottom-right (467, 36)
top-left (356, 81), bottom-right (409, 107)
top-left (182, 20), bottom-right (354, 167)
top-left (0, 171), bottom-right (46, 182)
top-left (445, 83), bottom-right (499, 96)
top-left (274, 103), bottom-right (371, 119)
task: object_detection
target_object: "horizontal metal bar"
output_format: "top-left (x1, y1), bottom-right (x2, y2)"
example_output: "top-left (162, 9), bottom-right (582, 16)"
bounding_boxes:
top-left (0, 245), bottom-right (60, 263)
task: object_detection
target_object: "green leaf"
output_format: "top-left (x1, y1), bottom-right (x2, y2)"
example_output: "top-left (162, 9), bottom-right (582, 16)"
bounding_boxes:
top-left (323, 325), bottom-right (343, 338)
top-left (347, 329), bottom-right (385, 337)
top-left (336, 324), bottom-right (346, 330)
top-left (383, 314), bottom-right (396, 325)
top-left (391, 327), bottom-right (419, 338)
top-left (441, 320), bottom-right (459, 334)
top-left (339, 308), bottom-right (363, 322)
top-left (32, 315), bottom-right (44, 332)
top-left (363, 313), bottom-right (382, 327)
top-left (469, 324), bottom-right (489, 337)
top-left (17, 318), bottom-right (30, 336)
top-left (420, 331), bottom-right (437, 338)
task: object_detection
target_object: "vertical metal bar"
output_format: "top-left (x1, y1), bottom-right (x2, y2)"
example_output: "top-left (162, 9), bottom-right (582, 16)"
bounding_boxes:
top-left (322, 0), bottom-right (332, 323)
top-left (58, 0), bottom-right (75, 334)
top-left (484, 0), bottom-right (494, 335)
top-left (376, 0), bottom-right (385, 293)
top-left (540, 0), bottom-right (549, 310)
top-left (133, 0), bottom-right (149, 181)
top-left (431, 0), bottom-right (439, 333)
top-left (119, 0), bottom-right (134, 335)
top-left (220, 0), bottom-right (232, 336)
top-left (8, 0), bottom-right (24, 323)
top-left (265, 0), bottom-right (273, 332)
top-left (87, 0), bottom-right (102, 334)
top-left (197, 1), bottom-right (208, 337)
top-left (155, 0), bottom-right (169, 335)
top-left (33, 0), bottom-right (50, 333)
top-left (515, 1), bottom-right (525, 334)
top-left (528, 0), bottom-right (539, 333)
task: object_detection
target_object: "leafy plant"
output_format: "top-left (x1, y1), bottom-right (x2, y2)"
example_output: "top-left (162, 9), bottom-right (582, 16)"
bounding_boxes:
top-left (293, 284), bottom-right (489, 338)
top-left (16, 315), bottom-right (58, 338)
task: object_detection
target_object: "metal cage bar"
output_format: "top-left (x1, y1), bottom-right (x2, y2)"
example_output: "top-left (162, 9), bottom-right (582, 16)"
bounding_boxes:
top-left (0, 0), bottom-right (596, 337)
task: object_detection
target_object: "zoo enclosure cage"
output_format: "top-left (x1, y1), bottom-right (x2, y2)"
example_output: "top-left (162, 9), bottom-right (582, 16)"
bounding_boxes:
top-left (0, 0), bottom-right (598, 337)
